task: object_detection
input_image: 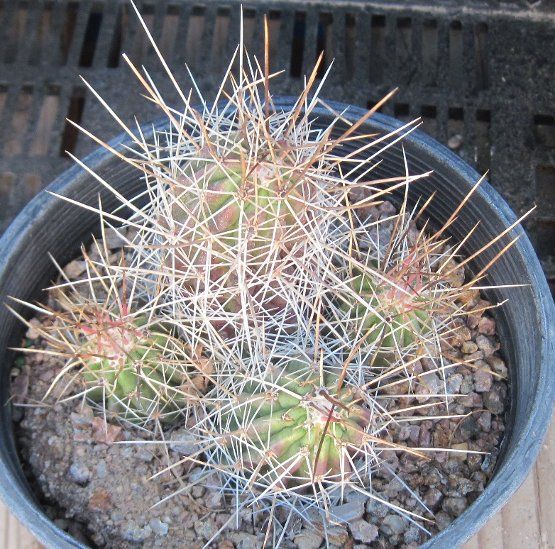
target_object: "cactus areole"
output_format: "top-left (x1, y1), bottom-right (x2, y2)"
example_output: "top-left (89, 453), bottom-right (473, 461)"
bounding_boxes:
top-left (224, 355), bottom-right (372, 487)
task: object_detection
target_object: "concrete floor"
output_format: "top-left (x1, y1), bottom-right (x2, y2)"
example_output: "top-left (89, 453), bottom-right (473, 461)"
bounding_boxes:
top-left (1, 417), bottom-right (552, 548)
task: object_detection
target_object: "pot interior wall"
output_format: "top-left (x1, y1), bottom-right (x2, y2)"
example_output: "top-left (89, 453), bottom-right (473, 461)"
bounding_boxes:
top-left (0, 102), bottom-right (551, 549)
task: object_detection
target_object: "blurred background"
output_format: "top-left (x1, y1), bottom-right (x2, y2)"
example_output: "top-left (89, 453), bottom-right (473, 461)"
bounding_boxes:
top-left (0, 0), bottom-right (552, 547)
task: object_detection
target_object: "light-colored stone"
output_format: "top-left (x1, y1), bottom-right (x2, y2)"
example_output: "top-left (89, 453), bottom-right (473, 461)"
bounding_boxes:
top-left (452, 442), bottom-right (469, 460)
top-left (149, 518), bottom-right (169, 536)
top-left (330, 499), bottom-right (365, 522)
top-left (474, 367), bottom-right (493, 393)
top-left (294, 529), bottom-right (324, 549)
top-left (416, 372), bottom-right (442, 402)
top-left (350, 519), bottom-right (379, 543)
top-left (63, 259), bottom-right (86, 279)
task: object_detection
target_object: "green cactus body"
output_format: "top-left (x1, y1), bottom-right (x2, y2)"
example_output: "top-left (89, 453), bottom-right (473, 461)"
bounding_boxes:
top-left (171, 143), bottom-right (313, 279)
top-left (224, 355), bottom-right (371, 486)
top-left (80, 316), bottom-right (197, 423)
top-left (163, 141), bottom-right (316, 330)
top-left (344, 272), bottom-right (432, 350)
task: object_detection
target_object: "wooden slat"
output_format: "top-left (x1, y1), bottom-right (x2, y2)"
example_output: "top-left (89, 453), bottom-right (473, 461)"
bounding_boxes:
top-left (502, 469), bottom-right (542, 548)
top-left (0, 501), bottom-right (42, 549)
top-left (536, 418), bottom-right (555, 548)
top-left (477, 510), bottom-right (504, 548)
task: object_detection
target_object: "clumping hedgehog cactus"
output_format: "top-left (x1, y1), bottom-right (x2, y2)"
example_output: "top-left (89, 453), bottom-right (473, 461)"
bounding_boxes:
top-left (75, 313), bottom-right (208, 425)
top-left (11, 242), bottom-right (212, 427)
top-left (332, 190), bottom-right (474, 365)
top-left (15, 2), bottom-right (528, 546)
top-left (340, 266), bottom-right (433, 352)
top-left (142, 111), bottom-right (331, 337)
top-left (194, 342), bottom-right (433, 536)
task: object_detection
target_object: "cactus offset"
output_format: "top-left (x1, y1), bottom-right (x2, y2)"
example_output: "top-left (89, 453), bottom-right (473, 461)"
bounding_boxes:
top-left (220, 353), bottom-right (372, 487)
top-left (342, 266), bottom-right (433, 352)
top-left (11, 243), bottom-right (212, 427)
top-left (78, 313), bottom-right (207, 424)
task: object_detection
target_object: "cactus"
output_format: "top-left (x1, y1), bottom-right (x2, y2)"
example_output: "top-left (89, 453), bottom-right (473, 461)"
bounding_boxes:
top-left (19, 4), bottom-right (526, 544)
top-left (78, 313), bottom-right (207, 424)
top-left (219, 353), bottom-right (373, 487)
top-left (152, 129), bottom-right (322, 334)
top-left (341, 267), bottom-right (433, 352)
top-left (10, 243), bottom-right (212, 427)
top-left (169, 135), bottom-right (316, 275)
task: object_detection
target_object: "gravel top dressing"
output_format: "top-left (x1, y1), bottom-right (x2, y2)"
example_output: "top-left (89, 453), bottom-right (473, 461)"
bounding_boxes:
top-left (11, 203), bottom-right (508, 548)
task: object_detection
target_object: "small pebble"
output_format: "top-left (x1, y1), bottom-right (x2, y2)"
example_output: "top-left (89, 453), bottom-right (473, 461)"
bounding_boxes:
top-left (442, 496), bottom-right (468, 517)
top-left (122, 521), bottom-right (152, 543)
top-left (459, 417), bottom-right (480, 439)
top-left (350, 519), bottom-right (379, 543)
top-left (478, 316), bottom-right (496, 335)
top-left (63, 259), bottom-right (86, 279)
top-left (68, 462), bottom-right (90, 485)
top-left (448, 134), bottom-right (463, 150)
top-left (206, 489), bottom-right (223, 508)
top-left (135, 446), bottom-right (155, 462)
top-left (423, 487), bottom-right (443, 511)
top-left (404, 525), bottom-right (421, 545)
top-left (228, 532), bottom-right (259, 549)
top-left (366, 497), bottom-right (389, 519)
top-left (461, 341), bottom-right (478, 354)
top-left (169, 431), bottom-right (200, 455)
top-left (487, 355), bottom-right (508, 377)
top-left (331, 499), bottom-right (365, 522)
top-left (451, 442), bottom-right (469, 460)
top-left (194, 519), bottom-right (217, 540)
top-left (484, 386), bottom-right (505, 414)
top-left (192, 485), bottom-right (206, 499)
top-left (474, 367), bottom-right (493, 392)
top-left (326, 525), bottom-right (349, 545)
top-left (475, 334), bottom-right (497, 357)
top-left (447, 373), bottom-right (463, 393)
top-left (419, 421), bottom-right (433, 447)
top-left (435, 511), bottom-right (453, 530)
top-left (95, 460), bottom-right (108, 479)
top-left (25, 319), bottom-right (41, 340)
top-left (104, 228), bottom-right (126, 249)
top-left (385, 477), bottom-right (404, 496)
top-left (294, 530), bottom-right (324, 549)
top-left (87, 488), bottom-right (112, 512)
top-left (380, 514), bottom-right (407, 535)
top-left (478, 411), bottom-right (492, 432)
top-left (416, 373), bottom-right (442, 403)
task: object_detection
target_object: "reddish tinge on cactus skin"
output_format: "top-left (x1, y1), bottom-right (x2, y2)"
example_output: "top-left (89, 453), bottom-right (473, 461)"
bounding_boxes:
top-left (10, 241), bottom-right (214, 426)
top-left (220, 353), bottom-right (373, 487)
top-left (78, 312), bottom-right (209, 424)
top-left (342, 265), bottom-right (433, 352)
top-left (149, 127), bottom-right (326, 335)
top-left (170, 137), bottom-right (315, 278)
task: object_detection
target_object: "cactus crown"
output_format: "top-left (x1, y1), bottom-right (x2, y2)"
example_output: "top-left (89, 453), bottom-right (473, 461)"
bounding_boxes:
top-left (13, 244), bottom-right (211, 427)
top-left (219, 353), bottom-right (373, 488)
top-left (78, 312), bottom-right (206, 425)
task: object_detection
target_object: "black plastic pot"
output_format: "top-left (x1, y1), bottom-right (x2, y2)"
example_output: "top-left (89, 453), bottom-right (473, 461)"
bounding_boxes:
top-left (0, 99), bottom-right (553, 548)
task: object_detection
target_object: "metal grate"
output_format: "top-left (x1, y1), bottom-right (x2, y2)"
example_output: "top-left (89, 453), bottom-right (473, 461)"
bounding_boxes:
top-left (0, 0), bottom-right (553, 289)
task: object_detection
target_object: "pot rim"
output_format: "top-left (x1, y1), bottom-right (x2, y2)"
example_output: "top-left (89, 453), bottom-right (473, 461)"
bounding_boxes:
top-left (0, 98), bottom-right (553, 549)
